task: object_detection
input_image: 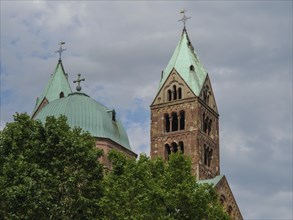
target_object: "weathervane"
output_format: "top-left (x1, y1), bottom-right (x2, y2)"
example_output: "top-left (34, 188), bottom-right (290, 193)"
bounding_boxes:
top-left (55, 41), bottom-right (66, 60)
top-left (178, 9), bottom-right (191, 28)
top-left (73, 73), bottom-right (85, 92)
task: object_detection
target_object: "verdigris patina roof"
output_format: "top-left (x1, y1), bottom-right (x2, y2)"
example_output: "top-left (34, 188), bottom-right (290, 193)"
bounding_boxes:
top-left (198, 175), bottom-right (224, 186)
top-left (33, 60), bottom-right (72, 114)
top-left (34, 92), bottom-right (131, 151)
top-left (158, 28), bottom-right (207, 96)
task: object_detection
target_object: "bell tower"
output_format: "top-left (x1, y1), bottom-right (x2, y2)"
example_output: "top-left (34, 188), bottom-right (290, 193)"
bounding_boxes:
top-left (150, 27), bottom-right (220, 180)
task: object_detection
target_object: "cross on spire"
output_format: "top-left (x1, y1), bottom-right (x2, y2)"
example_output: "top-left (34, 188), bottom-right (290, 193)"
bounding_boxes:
top-left (55, 41), bottom-right (66, 60)
top-left (73, 73), bottom-right (85, 92)
top-left (178, 9), bottom-right (191, 29)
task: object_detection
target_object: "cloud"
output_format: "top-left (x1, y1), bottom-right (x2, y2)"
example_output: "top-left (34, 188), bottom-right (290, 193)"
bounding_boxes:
top-left (1, 1), bottom-right (292, 219)
top-left (233, 185), bottom-right (293, 219)
top-left (126, 120), bottom-right (150, 156)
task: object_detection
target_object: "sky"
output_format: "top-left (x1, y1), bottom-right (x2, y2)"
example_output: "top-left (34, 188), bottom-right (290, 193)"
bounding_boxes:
top-left (1, 1), bottom-right (292, 219)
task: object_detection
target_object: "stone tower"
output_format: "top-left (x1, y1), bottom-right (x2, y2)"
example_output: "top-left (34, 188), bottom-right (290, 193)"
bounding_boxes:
top-left (150, 27), bottom-right (220, 180)
top-left (150, 26), bottom-right (243, 219)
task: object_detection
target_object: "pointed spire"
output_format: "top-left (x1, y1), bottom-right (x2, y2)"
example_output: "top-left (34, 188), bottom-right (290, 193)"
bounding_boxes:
top-left (157, 27), bottom-right (207, 96)
top-left (32, 58), bottom-right (72, 117)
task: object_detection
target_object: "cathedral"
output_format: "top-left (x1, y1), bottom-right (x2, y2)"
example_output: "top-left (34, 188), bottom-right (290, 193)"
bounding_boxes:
top-left (31, 19), bottom-right (242, 219)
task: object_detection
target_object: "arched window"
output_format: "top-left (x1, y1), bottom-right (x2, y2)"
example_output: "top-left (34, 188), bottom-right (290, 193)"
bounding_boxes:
top-left (204, 117), bottom-right (209, 133)
top-left (173, 85), bottom-right (177, 100)
top-left (171, 142), bottom-right (178, 153)
top-left (227, 206), bottom-right (233, 215)
top-left (204, 145), bottom-right (213, 167)
top-left (165, 144), bottom-right (171, 160)
top-left (208, 148), bottom-right (213, 167)
top-left (203, 85), bottom-right (209, 104)
top-left (164, 113), bottom-right (170, 132)
top-left (220, 195), bottom-right (226, 205)
top-left (165, 141), bottom-right (184, 159)
top-left (59, 91), bottom-right (64, 98)
top-left (179, 111), bottom-right (185, 130)
top-left (190, 65), bottom-right (195, 71)
top-left (202, 114), bottom-right (212, 135)
top-left (206, 94), bottom-right (210, 105)
top-left (178, 87), bottom-right (182, 99)
top-left (208, 119), bottom-right (212, 135)
top-left (179, 141), bottom-right (184, 154)
top-left (167, 90), bottom-right (172, 101)
top-left (171, 112), bottom-right (178, 131)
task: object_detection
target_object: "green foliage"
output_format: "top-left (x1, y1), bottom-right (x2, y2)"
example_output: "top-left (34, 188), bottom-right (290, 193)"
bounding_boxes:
top-left (0, 113), bottom-right (103, 219)
top-left (0, 113), bottom-right (230, 220)
top-left (100, 151), bottom-right (231, 220)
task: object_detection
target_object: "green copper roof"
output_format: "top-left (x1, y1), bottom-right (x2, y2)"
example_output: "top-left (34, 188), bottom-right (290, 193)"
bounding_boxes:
top-left (34, 92), bottom-right (131, 150)
top-left (198, 175), bottom-right (224, 186)
top-left (33, 59), bottom-right (72, 113)
top-left (158, 28), bottom-right (207, 96)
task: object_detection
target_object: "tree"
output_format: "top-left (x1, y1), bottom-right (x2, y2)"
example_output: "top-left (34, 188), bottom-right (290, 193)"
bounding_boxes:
top-left (0, 113), bottom-right (103, 219)
top-left (99, 151), bottom-right (231, 220)
top-left (1, 113), bottom-right (231, 220)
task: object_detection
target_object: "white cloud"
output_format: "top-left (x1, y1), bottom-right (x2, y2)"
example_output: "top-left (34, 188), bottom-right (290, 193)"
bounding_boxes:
top-left (1, 1), bottom-right (292, 219)
top-left (127, 121), bottom-right (150, 156)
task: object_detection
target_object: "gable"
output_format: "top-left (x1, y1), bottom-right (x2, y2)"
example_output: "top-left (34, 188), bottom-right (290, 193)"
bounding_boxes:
top-left (199, 175), bottom-right (243, 220)
top-left (199, 74), bottom-right (218, 113)
top-left (152, 68), bottom-right (196, 106)
top-left (214, 176), bottom-right (243, 220)
top-left (31, 97), bottom-right (48, 119)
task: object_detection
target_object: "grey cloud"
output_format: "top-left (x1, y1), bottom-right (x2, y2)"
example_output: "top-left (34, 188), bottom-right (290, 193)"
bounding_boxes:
top-left (1, 1), bottom-right (292, 219)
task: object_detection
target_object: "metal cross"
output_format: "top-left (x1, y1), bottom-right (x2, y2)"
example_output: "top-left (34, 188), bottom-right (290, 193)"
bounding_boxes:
top-left (55, 41), bottom-right (66, 60)
top-left (73, 73), bottom-right (85, 92)
top-left (178, 9), bottom-right (191, 28)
